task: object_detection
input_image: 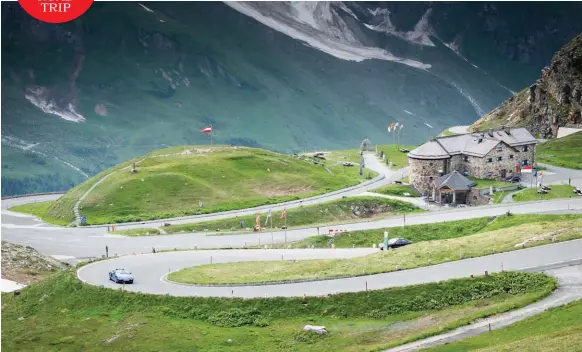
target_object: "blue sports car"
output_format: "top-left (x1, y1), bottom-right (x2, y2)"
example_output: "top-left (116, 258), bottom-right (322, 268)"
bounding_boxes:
top-left (109, 269), bottom-right (134, 284)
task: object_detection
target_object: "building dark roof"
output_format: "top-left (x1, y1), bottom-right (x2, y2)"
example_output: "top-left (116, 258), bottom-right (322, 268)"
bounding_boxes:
top-left (432, 171), bottom-right (476, 191)
top-left (408, 127), bottom-right (538, 159)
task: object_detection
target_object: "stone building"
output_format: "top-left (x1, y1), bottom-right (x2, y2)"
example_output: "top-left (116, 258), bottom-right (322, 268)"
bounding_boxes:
top-left (408, 127), bottom-right (538, 194)
top-left (431, 171), bottom-right (476, 204)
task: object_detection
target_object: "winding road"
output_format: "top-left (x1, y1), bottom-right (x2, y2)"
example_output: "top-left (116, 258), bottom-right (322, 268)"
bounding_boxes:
top-left (2, 152), bottom-right (582, 350)
top-left (76, 240), bottom-right (582, 298)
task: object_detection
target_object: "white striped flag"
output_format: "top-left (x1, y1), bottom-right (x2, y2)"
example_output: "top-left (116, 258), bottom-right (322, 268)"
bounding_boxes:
top-left (394, 122), bottom-right (400, 129)
top-left (400, 122), bottom-right (404, 130)
top-left (265, 209), bottom-right (272, 226)
top-left (201, 125), bottom-right (212, 134)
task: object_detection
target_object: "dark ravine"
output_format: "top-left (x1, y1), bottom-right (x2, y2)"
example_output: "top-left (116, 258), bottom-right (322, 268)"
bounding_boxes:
top-left (3, 2), bottom-right (582, 195)
top-left (472, 34), bottom-right (582, 137)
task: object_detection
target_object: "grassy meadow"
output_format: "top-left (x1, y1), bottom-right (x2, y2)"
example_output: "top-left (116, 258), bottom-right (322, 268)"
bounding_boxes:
top-left (1, 270), bottom-right (556, 352)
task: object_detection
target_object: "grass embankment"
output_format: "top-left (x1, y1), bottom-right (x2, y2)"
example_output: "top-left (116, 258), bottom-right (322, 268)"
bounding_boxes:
top-left (378, 145), bottom-right (416, 169)
top-left (491, 191), bottom-right (507, 204)
top-left (112, 197), bottom-right (422, 236)
top-left (512, 185), bottom-right (577, 202)
top-left (39, 158), bottom-right (141, 225)
top-left (8, 201), bottom-right (70, 226)
top-left (290, 214), bottom-right (577, 249)
top-left (169, 215), bottom-right (581, 285)
top-left (430, 299), bottom-right (582, 352)
top-left (370, 184), bottom-right (420, 197)
top-left (39, 146), bottom-right (375, 226)
top-left (1, 270), bottom-right (555, 352)
top-left (536, 131), bottom-right (582, 169)
top-left (111, 228), bottom-right (161, 236)
top-left (440, 128), bottom-right (458, 137)
top-left (470, 177), bottom-right (513, 189)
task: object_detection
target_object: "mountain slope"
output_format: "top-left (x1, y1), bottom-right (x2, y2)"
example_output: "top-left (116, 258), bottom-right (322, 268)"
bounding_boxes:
top-left (2, 2), bottom-right (582, 195)
top-left (472, 34), bottom-right (582, 136)
top-left (43, 146), bottom-right (372, 225)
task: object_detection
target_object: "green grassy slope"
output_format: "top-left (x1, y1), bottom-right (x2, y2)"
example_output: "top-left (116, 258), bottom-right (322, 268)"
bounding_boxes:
top-left (296, 214), bottom-right (578, 249)
top-left (378, 145), bottom-right (416, 169)
top-left (0, 270), bottom-right (555, 352)
top-left (370, 184), bottom-right (421, 197)
top-left (45, 146), bottom-right (374, 225)
top-left (512, 185), bottom-right (577, 202)
top-left (129, 196), bottom-right (421, 236)
top-left (430, 299), bottom-right (582, 352)
top-left (536, 131), bottom-right (582, 169)
top-left (173, 215), bottom-right (580, 284)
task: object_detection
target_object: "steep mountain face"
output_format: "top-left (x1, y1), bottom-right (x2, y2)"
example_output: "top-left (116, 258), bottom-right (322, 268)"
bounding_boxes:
top-left (472, 34), bottom-right (582, 136)
top-left (2, 2), bottom-right (582, 195)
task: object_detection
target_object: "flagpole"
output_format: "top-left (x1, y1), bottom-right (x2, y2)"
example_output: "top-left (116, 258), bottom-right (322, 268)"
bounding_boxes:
top-left (271, 215), bottom-right (273, 245)
top-left (284, 215), bottom-right (287, 243)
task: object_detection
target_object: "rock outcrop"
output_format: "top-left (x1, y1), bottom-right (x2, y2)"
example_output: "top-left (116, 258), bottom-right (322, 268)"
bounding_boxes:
top-left (472, 34), bottom-right (582, 137)
top-left (1, 241), bottom-right (66, 284)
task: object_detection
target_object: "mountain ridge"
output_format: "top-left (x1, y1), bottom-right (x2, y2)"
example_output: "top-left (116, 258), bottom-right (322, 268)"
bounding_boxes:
top-left (2, 2), bottom-right (582, 195)
top-left (471, 33), bottom-right (582, 136)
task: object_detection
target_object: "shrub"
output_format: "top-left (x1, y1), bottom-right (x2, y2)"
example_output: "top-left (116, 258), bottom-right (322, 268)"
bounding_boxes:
top-left (207, 308), bottom-right (270, 327)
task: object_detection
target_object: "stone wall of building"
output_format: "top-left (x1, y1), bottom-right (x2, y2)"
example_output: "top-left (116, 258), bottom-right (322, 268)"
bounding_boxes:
top-left (463, 142), bottom-right (521, 179)
top-left (515, 144), bottom-right (536, 165)
top-left (466, 190), bottom-right (490, 206)
top-left (449, 154), bottom-right (464, 173)
top-left (409, 157), bottom-right (449, 195)
top-left (408, 141), bottom-right (537, 193)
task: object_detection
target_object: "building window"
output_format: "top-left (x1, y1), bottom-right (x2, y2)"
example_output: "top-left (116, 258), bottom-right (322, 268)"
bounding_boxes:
top-left (523, 160), bottom-right (529, 165)
top-left (497, 145), bottom-right (502, 152)
top-left (429, 162), bottom-right (433, 166)
top-left (422, 165), bottom-right (426, 169)
top-left (463, 156), bottom-right (469, 162)
top-left (487, 158), bottom-right (493, 163)
top-left (429, 177), bottom-right (433, 181)
top-left (523, 146), bottom-right (529, 152)
top-left (509, 155), bottom-right (514, 159)
top-left (497, 156), bottom-right (503, 161)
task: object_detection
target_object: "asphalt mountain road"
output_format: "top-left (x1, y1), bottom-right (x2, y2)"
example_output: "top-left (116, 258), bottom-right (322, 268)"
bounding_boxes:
top-left (2, 196), bottom-right (581, 261)
top-left (385, 262), bottom-right (582, 351)
top-left (76, 240), bottom-right (582, 298)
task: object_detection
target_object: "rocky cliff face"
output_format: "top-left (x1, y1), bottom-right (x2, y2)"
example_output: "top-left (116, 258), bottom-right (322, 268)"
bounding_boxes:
top-left (472, 34), bottom-right (582, 137)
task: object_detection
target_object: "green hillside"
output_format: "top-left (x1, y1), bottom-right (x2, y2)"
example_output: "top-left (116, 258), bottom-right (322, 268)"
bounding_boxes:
top-left (1, 269), bottom-right (555, 352)
top-left (536, 131), bottom-right (582, 169)
top-left (43, 146), bottom-right (374, 225)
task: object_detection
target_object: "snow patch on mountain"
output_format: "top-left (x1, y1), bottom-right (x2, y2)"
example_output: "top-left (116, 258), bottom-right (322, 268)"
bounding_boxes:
top-left (450, 82), bottom-right (486, 116)
top-left (365, 8), bottom-right (435, 47)
top-left (225, 2), bottom-right (431, 69)
top-left (24, 86), bottom-right (85, 123)
top-left (2, 136), bottom-right (89, 178)
top-left (442, 36), bottom-right (516, 96)
top-left (138, 3), bottom-right (154, 13)
top-left (336, 2), bottom-right (359, 20)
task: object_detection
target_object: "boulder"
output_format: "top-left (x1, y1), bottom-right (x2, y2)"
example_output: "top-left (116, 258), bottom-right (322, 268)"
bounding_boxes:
top-left (303, 325), bottom-right (327, 335)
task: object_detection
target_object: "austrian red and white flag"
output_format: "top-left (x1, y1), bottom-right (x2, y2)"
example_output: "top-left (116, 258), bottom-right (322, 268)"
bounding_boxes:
top-left (201, 126), bottom-right (212, 134)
